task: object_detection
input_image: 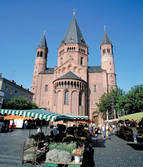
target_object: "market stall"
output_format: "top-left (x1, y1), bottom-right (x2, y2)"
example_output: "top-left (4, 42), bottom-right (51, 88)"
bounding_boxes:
top-left (118, 112), bottom-right (143, 123)
top-left (4, 115), bottom-right (34, 128)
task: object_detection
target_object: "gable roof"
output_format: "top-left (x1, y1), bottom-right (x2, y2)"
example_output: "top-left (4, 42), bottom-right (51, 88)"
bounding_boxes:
top-left (60, 16), bottom-right (87, 47)
top-left (54, 71), bottom-right (84, 82)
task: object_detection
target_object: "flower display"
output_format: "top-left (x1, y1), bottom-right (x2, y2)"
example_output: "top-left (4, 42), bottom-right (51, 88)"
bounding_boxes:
top-left (72, 148), bottom-right (84, 156)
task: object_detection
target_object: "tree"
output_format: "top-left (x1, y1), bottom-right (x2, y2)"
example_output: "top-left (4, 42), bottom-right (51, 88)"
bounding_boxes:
top-left (124, 85), bottom-right (143, 114)
top-left (3, 96), bottom-right (38, 109)
top-left (96, 88), bottom-right (125, 118)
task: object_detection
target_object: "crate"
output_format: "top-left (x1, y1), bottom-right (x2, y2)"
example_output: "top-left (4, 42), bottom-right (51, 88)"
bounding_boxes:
top-left (45, 163), bottom-right (58, 167)
top-left (68, 165), bottom-right (81, 167)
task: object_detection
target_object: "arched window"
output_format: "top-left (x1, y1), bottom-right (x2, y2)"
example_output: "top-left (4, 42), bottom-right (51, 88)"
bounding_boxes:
top-left (64, 91), bottom-right (69, 105)
top-left (45, 85), bottom-right (48, 91)
top-left (79, 92), bottom-right (82, 106)
top-left (37, 52), bottom-right (39, 57)
top-left (80, 57), bottom-right (83, 66)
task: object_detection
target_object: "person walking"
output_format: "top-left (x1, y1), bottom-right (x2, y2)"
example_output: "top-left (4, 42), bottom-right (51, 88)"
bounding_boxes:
top-left (101, 124), bottom-right (106, 142)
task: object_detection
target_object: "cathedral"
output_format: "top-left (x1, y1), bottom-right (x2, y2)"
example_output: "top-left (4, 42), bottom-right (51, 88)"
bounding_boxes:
top-left (31, 12), bottom-right (116, 124)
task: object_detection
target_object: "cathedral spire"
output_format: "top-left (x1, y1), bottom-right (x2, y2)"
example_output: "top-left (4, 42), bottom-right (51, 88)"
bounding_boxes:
top-left (60, 12), bottom-right (87, 47)
top-left (101, 26), bottom-right (112, 45)
top-left (37, 32), bottom-right (48, 49)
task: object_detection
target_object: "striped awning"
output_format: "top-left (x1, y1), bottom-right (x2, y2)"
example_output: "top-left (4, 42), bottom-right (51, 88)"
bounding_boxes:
top-left (58, 114), bottom-right (89, 121)
top-left (0, 109), bottom-right (62, 122)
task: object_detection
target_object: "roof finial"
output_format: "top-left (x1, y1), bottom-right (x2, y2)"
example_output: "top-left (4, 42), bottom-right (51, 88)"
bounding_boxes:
top-left (104, 25), bottom-right (106, 31)
top-left (73, 9), bottom-right (76, 17)
top-left (43, 30), bottom-right (46, 36)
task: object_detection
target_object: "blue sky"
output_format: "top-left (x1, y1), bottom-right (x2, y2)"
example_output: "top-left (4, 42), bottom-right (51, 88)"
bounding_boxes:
top-left (0, 0), bottom-right (143, 92)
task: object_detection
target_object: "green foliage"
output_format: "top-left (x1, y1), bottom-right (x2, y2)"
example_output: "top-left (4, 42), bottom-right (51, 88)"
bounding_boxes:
top-left (3, 96), bottom-right (38, 109)
top-left (124, 85), bottom-right (143, 114)
top-left (96, 87), bottom-right (125, 117)
top-left (97, 85), bottom-right (143, 117)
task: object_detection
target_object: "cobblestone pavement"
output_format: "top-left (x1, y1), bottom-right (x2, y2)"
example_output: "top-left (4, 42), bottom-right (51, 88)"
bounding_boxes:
top-left (0, 127), bottom-right (49, 167)
top-left (0, 129), bottom-right (143, 167)
top-left (93, 135), bottom-right (143, 167)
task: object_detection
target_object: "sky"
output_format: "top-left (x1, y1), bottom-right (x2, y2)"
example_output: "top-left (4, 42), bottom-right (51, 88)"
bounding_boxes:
top-left (0, 0), bottom-right (143, 93)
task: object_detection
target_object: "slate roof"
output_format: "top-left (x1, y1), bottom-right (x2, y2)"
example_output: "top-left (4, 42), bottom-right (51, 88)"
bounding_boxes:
top-left (37, 35), bottom-right (48, 49)
top-left (60, 16), bottom-right (87, 47)
top-left (101, 30), bottom-right (112, 45)
top-left (55, 71), bottom-right (84, 82)
top-left (88, 66), bottom-right (106, 72)
top-left (39, 68), bottom-right (54, 74)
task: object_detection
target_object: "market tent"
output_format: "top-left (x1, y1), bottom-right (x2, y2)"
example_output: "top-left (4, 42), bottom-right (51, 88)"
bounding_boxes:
top-left (0, 109), bottom-right (64, 121)
top-left (118, 112), bottom-right (143, 123)
top-left (56, 114), bottom-right (89, 121)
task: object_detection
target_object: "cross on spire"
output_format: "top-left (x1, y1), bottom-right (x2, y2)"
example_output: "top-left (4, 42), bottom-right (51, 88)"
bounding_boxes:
top-left (104, 25), bottom-right (106, 31)
top-left (73, 9), bottom-right (76, 17)
top-left (43, 30), bottom-right (46, 36)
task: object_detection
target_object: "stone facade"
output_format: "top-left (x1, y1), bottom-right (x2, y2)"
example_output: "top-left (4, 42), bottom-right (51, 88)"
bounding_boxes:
top-left (31, 14), bottom-right (116, 124)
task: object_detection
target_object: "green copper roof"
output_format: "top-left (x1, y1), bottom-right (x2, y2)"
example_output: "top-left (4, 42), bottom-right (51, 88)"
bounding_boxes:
top-left (88, 66), bottom-right (106, 72)
top-left (101, 30), bottom-right (112, 45)
top-left (39, 68), bottom-right (54, 74)
top-left (60, 16), bottom-right (87, 46)
top-left (37, 35), bottom-right (48, 49)
top-left (55, 71), bottom-right (84, 81)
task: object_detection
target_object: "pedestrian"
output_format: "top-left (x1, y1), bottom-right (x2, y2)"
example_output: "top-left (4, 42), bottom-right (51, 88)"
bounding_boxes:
top-left (131, 124), bottom-right (137, 143)
top-left (52, 125), bottom-right (58, 141)
top-left (24, 120), bottom-right (28, 129)
top-left (11, 119), bottom-right (14, 131)
top-left (37, 126), bottom-right (41, 133)
top-left (101, 124), bottom-right (106, 141)
top-left (5, 122), bottom-right (9, 132)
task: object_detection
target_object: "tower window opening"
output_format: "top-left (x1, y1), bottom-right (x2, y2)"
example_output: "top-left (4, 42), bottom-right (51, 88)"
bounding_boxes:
top-left (103, 49), bottom-right (106, 54)
top-left (107, 48), bottom-right (110, 53)
top-left (37, 52), bottom-right (39, 57)
top-left (64, 91), bottom-right (69, 105)
top-left (80, 57), bottom-right (83, 66)
top-left (40, 51), bottom-right (43, 57)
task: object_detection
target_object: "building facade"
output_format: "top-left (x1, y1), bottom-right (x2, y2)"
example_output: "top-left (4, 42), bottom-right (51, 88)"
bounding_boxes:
top-left (31, 14), bottom-right (116, 124)
top-left (0, 74), bottom-right (33, 107)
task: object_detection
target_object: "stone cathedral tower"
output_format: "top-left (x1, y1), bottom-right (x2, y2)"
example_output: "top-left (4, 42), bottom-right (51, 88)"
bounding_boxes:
top-left (31, 34), bottom-right (48, 102)
top-left (31, 12), bottom-right (117, 124)
top-left (101, 28), bottom-right (116, 91)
